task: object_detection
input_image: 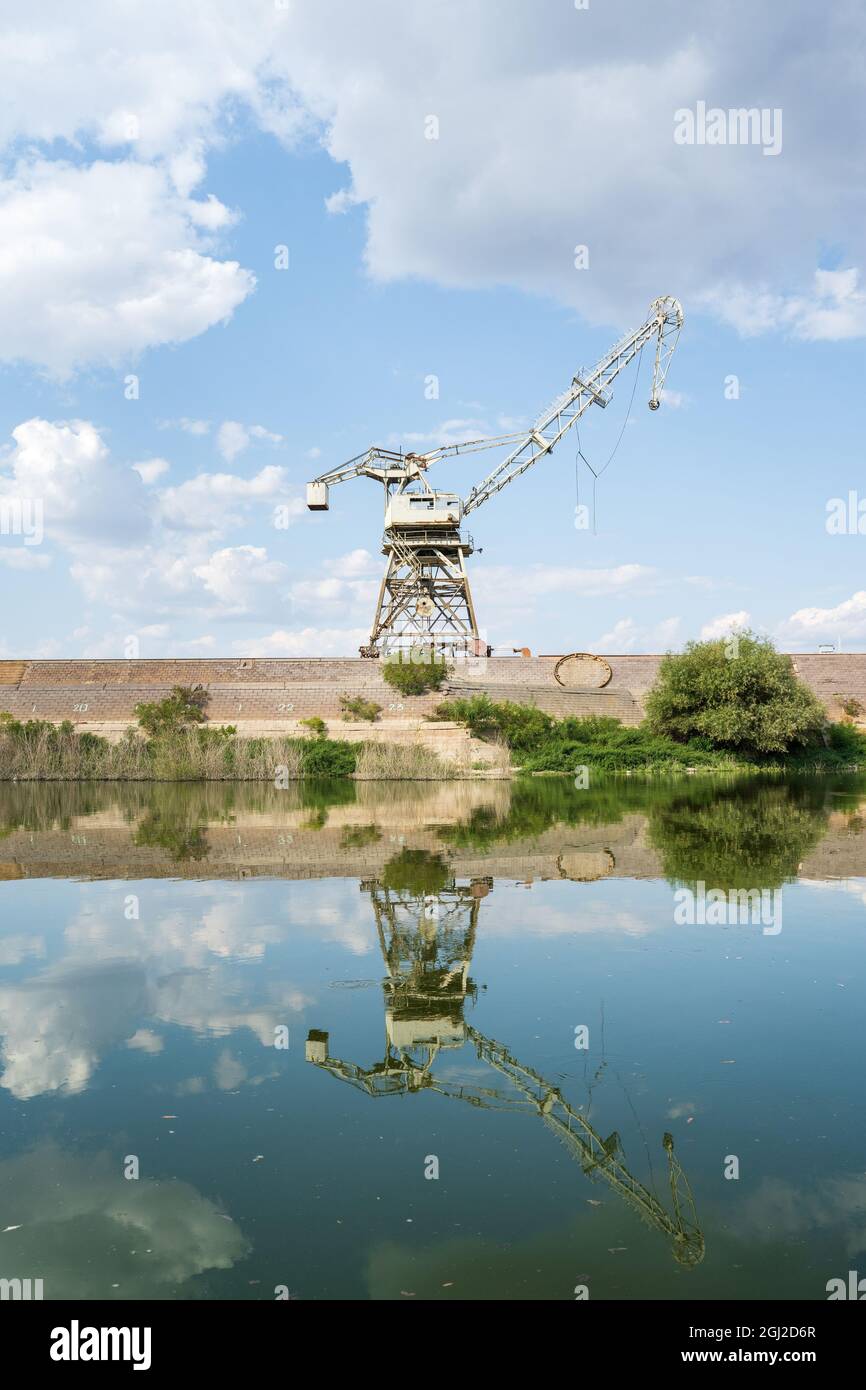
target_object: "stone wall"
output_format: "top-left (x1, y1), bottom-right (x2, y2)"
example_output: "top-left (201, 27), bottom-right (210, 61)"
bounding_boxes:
top-left (0, 652), bottom-right (863, 735)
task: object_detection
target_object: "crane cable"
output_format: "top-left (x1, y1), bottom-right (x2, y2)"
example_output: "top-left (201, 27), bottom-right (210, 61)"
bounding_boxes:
top-left (576, 342), bottom-right (645, 534)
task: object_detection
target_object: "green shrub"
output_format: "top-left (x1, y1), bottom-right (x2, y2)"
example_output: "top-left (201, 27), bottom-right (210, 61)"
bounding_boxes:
top-left (340, 695), bottom-right (382, 723)
top-left (434, 694), bottom-right (497, 730)
top-left (382, 648), bottom-right (448, 695)
top-left (300, 737), bottom-right (357, 777)
top-left (644, 632), bottom-right (827, 755)
top-left (300, 716), bottom-right (328, 737)
top-left (135, 685), bottom-right (209, 736)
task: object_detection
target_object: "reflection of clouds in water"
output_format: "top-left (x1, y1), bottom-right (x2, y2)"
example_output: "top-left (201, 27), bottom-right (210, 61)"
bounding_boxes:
top-left (0, 1144), bottom-right (249, 1299)
top-left (283, 879), bottom-right (654, 950)
top-left (0, 961), bottom-right (149, 1099)
top-left (284, 884), bottom-right (377, 956)
top-left (800, 877), bottom-right (866, 909)
top-left (479, 885), bottom-right (654, 939)
top-left (0, 885), bottom-right (313, 1099)
top-left (64, 885), bottom-right (283, 969)
top-left (126, 1029), bottom-right (163, 1054)
top-left (0, 933), bottom-right (46, 965)
top-left (729, 1175), bottom-right (866, 1258)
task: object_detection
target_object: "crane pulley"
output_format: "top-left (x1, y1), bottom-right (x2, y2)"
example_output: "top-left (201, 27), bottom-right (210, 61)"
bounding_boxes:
top-left (306, 297), bottom-right (683, 657)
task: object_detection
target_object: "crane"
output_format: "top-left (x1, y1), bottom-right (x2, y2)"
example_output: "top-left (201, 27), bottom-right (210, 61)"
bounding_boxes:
top-left (304, 858), bottom-right (704, 1268)
top-left (306, 296), bottom-right (683, 657)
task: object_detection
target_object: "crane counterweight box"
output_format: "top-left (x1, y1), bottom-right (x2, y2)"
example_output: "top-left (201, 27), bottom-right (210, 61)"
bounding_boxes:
top-left (306, 482), bottom-right (329, 511)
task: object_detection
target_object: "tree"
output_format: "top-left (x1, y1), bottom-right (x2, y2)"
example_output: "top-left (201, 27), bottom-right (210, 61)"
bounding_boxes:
top-left (644, 632), bottom-right (826, 755)
top-left (134, 685), bottom-right (208, 737)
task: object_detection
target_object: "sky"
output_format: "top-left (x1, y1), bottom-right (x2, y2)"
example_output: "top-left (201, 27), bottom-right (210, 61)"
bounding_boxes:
top-left (1, 0), bottom-right (866, 658)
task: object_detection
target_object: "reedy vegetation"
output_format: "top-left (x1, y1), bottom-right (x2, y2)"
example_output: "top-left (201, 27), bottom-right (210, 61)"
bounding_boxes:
top-left (0, 710), bottom-right (453, 782)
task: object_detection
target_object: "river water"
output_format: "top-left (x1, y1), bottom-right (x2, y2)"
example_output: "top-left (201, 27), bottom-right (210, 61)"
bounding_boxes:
top-left (0, 774), bottom-right (863, 1301)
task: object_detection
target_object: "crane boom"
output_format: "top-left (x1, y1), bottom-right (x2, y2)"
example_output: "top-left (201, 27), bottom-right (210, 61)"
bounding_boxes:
top-left (463, 295), bottom-right (683, 514)
top-left (306, 1024), bottom-right (703, 1266)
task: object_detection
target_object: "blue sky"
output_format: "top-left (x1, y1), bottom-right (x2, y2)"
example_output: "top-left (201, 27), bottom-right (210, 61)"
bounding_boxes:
top-left (1, 0), bottom-right (865, 657)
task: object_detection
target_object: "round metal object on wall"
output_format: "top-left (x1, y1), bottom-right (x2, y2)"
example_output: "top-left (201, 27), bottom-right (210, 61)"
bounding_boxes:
top-left (554, 652), bottom-right (613, 690)
top-left (415, 596), bottom-right (434, 617)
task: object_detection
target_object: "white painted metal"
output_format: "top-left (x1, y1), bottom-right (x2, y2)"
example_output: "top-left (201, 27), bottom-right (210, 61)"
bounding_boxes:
top-left (306, 481), bottom-right (329, 510)
top-left (384, 493), bottom-right (463, 529)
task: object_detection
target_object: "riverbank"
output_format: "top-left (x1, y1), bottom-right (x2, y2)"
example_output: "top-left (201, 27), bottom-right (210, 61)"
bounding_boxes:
top-left (434, 698), bottom-right (866, 776)
top-left (1, 715), bottom-right (862, 782)
top-left (0, 720), bottom-right (464, 782)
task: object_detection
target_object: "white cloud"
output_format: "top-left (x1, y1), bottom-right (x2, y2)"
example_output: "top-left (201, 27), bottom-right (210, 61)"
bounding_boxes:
top-left (132, 457), bottom-right (170, 485)
top-left (0, 548), bottom-right (51, 569)
top-left (289, 548), bottom-right (380, 612)
top-left (0, 417), bottom-right (151, 545)
top-left (0, 0), bottom-right (862, 367)
top-left (0, 159), bottom-right (254, 374)
top-left (160, 418), bottom-right (211, 436)
top-left (702, 269), bottom-right (866, 342)
top-left (240, 626), bottom-right (369, 657)
top-left (594, 616), bottom-right (681, 652)
top-left (477, 562), bottom-right (654, 604)
top-left (216, 421), bottom-right (284, 463)
top-left (158, 463), bottom-right (291, 533)
top-left (193, 545), bottom-right (288, 612)
top-left (391, 418), bottom-right (497, 450)
top-left (330, 548), bottom-right (378, 578)
top-left (780, 591), bottom-right (866, 645)
top-left (699, 610), bottom-right (751, 640)
top-left (216, 421), bottom-right (249, 464)
top-left (0, 417), bottom-right (296, 629)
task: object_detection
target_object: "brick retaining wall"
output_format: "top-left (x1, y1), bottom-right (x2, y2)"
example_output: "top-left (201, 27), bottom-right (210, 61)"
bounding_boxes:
top-left (0, 653), bottom-right (863, 733)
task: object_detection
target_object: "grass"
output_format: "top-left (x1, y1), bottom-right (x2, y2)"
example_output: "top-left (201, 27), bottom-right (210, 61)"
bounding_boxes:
top-left (0, 716), bottom-right (454, 782)
top-left (353, 740), bottom-right (453, 780)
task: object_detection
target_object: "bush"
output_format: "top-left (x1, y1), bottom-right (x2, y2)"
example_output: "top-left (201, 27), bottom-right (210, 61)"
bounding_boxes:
top-left (135, 685), bottom-right (209, 736)
top-left (644, 632), bottom-right (827, 755)
top-left (339, 695), bottom-right (382, 723)
top-left (300, 737), bottom-right (357, 777)
top-left (300, 717), bottom-right (328, 737)
top-left (382, 648), bottom-right (448, 696)
top-left (440, 697), bottom-right (747, 771)
top-left (837, 695), bottom-right (864, 721)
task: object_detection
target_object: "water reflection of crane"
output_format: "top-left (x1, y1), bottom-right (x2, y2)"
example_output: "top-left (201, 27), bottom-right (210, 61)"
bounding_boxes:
top-left (306, 860), bottom-right (704, 1267)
